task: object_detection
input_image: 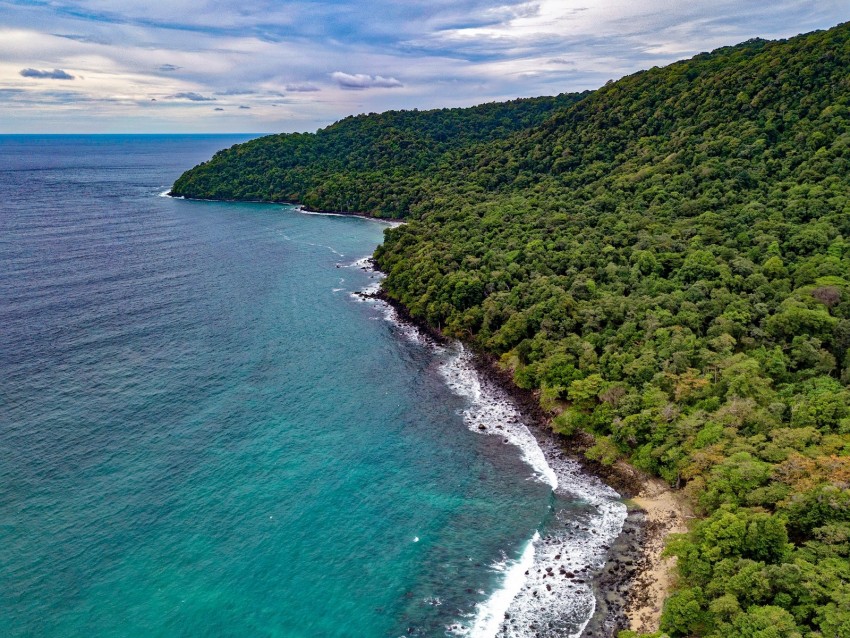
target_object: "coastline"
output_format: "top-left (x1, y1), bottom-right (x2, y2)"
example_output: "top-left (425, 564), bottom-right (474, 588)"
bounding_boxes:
top-left (360, 268), bottom-right (681, 637)
top-left (168, 186), bottom-right (687, 635)
top-left (471, 360), bottom-right (685, 637)
top-left (166, 192), bottom-right (404, 224)
top-left (625, 481), bottom-right (691, 634)
top-left (441, 350), bottom-right (650, 638)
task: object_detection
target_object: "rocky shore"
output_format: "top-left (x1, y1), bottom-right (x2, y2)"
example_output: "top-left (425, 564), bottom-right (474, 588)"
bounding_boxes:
top-left (357, 257), bottom-right (688, 638)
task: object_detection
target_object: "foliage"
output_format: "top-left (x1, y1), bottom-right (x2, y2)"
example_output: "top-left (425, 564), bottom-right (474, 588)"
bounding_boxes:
top-left (170, 93), bottom-right (586, 217)
top-left (175, 22), bottom-right (850, 636)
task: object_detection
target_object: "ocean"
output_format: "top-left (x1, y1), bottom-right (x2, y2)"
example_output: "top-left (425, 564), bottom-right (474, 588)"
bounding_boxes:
top-left (0, 135), bottom-right (625, 637)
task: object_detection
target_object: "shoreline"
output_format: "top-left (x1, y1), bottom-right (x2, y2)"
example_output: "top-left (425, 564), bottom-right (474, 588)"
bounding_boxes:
top-left (169, 194), bottom-right (689, 635)
top-left (442, 351), bottom-right (647, 638)
top-left (293, 205), bottom-right (405, 226)
top-left (360, 269), bottom-right (688, 637)
top-left (625, 481), bottom-right (691, 634)
top-left (166, 192), bottom-right (403, 224)
top-left (470, 356), bottom-right (664, 637)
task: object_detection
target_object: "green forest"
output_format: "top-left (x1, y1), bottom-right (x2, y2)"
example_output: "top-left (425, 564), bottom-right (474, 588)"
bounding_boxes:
top-left (174, 22), bottom-right (850, 638)
top-left (170, 93), bottom-right (586, 216)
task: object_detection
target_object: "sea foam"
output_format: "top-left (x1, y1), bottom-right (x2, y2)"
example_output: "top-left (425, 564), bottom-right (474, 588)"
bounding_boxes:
top-left (354, 260), bottom-right (627, 638)
top-left (294, 206), bottom-right (404, 227)
top-left (439, 347), bottom-right (626, 637)
top-left (438, 347), bottom-right (557, 489)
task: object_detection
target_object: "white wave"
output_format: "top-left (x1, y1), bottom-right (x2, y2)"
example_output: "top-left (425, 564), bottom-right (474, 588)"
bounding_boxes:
top-left (350, 281), bottom-right (381, 301)
top-left (159, 189), bottom-right (181, 198)
top-left (438, 347), bottom-right (626, 638)
top-left (294, 206), bottom-right (404, 226)
top-left (363, 272), bottom-right (627, 637)
top-left (457, 533), bottom-right (539, 637)
top-left (489, 458), bottom-right (626, 638)
top-left (300, 240), bottom-right (344, 257)
top-left (347, 255), bottom-right (375, 270)
top-left (377, 302), bottom-right (436, 347)
top-left (439, 347), bottom-right (557, 489)
top-left (351, 259), bottom-right (440, 349)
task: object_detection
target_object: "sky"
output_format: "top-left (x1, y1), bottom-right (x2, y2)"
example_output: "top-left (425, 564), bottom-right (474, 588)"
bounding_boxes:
top-left (1, 1), bottom-right (847, 133)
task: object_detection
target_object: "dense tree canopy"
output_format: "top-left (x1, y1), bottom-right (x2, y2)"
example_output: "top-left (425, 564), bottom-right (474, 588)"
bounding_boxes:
top-left (174, 22), bottom-right (850, 638)
top-left (170, 93), bottom-right (586, 216)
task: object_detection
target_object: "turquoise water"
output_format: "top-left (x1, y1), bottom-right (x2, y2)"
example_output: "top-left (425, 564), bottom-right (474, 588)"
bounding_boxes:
top-left (0, 136), bottom-right (620, 637)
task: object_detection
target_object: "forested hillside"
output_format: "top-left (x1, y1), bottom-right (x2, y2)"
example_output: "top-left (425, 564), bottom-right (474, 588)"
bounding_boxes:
top-left (169, 93), bottom-right (586, 216)
top-left (175, 22), bottom-right (850, 638)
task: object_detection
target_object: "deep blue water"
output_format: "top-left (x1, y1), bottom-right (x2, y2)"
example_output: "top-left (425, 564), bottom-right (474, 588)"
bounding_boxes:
top-left (0, 135), bottom-right (587, 637)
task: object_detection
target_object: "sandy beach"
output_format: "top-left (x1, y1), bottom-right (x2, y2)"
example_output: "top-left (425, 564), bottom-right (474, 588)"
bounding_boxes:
top-left (625, 480), bottom-right (691, 634)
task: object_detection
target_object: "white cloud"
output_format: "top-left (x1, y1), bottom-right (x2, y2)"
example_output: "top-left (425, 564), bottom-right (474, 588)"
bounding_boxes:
top-left (0, 1), bottom-right (848, 132)
top-left (285, 83), bottom-right (320, 92)
top-left (330, 72), bottom-right (403, 90)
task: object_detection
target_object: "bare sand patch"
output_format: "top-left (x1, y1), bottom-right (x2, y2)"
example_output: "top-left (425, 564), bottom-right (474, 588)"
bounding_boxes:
top-left (626, 480), bottom-right (692, 634)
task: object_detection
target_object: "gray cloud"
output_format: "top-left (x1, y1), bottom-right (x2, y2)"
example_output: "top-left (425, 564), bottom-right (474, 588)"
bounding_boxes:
top-left (214, 107), bottom-right (224, 110)
top-left (331, 72), bottom-right (403, 90)
top-left (239, 105), bottom-right (251, 109)
top-left (53, 33), bottom-right (109, 44)
top-left (20, 68), bottom-right (75, 80)
top-left (169, 91), bottom-right (216, 101)
top-left (158, 64), bottom-right (181, 72)
top-left (0, 88), bottom-right (26, 99)
top-left (2, 90), bottom-right (116, 105)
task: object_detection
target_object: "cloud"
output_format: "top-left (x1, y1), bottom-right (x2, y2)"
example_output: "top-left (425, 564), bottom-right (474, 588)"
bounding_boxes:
top-left (169, 91), bottom-right (215, 101)
top-left (285, 83), bottom-right (320, 92)
top-left (216, 89), bottom-right (257, 95)
top-left (2, 0), bottom-right (849, 133)
top-left (214, 107), bottom-right (224, 110)
top-left (0, 88), bottom-right (26, 99)
top-left (53, 33), bottom-right (109, 44)
top-left (239, 105), bottom-right (250, 109)
top-left (20, 68), bottom-right (74, 80)
top-left (331, 71), bottom-right (403, 90)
